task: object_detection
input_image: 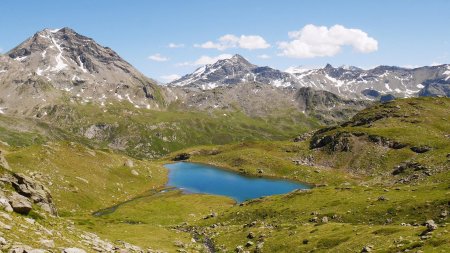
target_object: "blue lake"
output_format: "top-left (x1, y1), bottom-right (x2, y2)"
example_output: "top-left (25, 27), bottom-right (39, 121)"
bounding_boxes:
top-left (164, 162), bottom-right (310, 203)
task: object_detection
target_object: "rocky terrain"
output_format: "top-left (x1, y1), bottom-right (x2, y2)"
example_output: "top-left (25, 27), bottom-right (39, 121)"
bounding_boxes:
top-left (166, 82), bottom-right (368, 122)
top-left (0, 155), bottom-right (149, 253)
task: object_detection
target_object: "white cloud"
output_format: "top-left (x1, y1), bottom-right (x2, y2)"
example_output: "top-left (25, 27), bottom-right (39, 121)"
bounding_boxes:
top-left (195, 34), bottom-right (270, 50)
top-left (238, 35), bottom-right (271, 50)
top-left (148, 53), bottom-right (169, 62)
top-left (160, 74), bottom-right (181, 82)
top-left (0, 48), bottom-right (3, 53)
top-left (258, 54), bottom-right (271, 59)
top-left (278, 24), bottom-right (378, 58)
top-left (194, 54), bottom-right (233, 65)
top-left (168, 43), bottom-right (185, 48)
top-left (176, 54), bottom-right (233, 67)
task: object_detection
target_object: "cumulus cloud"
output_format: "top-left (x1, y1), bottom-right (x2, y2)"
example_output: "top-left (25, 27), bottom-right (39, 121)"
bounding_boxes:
top-left (176, 54), bottom-right (233, 67)
top-left (278, 24), bottom-right (378, 58)
top-left (195, 34), bottom-right (270, 50)
top-left (148, 53), bottom-right (169, 62)
top-left (160, 74), bottom-right (181, 82)
top-left (194, 54), bottom-right (233, 65)
top-left (258, 54), bottom-right (271, 59)
top-left (168, 43), bottom-right (185, 48)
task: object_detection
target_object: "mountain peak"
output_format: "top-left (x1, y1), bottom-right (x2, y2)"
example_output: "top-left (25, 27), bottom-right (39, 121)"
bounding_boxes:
top-left (231, 54), bottom-right (245, 60)
top-left (324, 63), bottom-right (334, 69)
top-left (215, 54), bottom-right (254, 69)
top-left (41, 28), bottom-right (62, 34)
top-left (37, 27), bottom-right (77, 37)
top-left (169, 54), bottom-right (295, 89)
top-left (1, 27), bottom-right (161, 112)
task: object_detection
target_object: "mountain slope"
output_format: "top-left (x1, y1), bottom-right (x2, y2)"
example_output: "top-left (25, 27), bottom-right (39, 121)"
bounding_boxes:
top-left (0, 28), bottom-right (163, 115)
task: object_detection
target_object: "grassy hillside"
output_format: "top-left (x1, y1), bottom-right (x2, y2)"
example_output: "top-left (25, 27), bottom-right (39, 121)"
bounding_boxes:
top-left (33, 101), bottom-right (319, 159)
top-left (166, 97), bottom-right (450, 252)
top-left (1, 140), bottom-right (231, 252)
top-left (0, 97), bottom-right (448, 252)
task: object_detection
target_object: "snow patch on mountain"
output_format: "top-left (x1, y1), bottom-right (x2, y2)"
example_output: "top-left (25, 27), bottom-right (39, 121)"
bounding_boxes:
top-left (444, 65), bottom-right (450, 80)
top-left (50, 37), bottom-right (68, 72)
top-left (285, 66), bottom-right (312, 74)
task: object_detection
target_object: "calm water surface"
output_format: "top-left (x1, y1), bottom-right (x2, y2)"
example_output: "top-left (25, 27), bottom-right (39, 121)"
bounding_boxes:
top-left (164, 162), bottom-right (310, 203)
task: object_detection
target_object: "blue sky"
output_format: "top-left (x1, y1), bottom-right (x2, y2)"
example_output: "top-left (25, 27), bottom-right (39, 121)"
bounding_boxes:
top-left (1, 0), bottom-right (449, 82)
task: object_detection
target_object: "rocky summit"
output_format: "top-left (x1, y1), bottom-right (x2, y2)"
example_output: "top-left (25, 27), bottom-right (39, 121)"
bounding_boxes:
top-left (169, 54), bottom-right (298, 90)
top-left (0, 28), bottom-right (162, 115)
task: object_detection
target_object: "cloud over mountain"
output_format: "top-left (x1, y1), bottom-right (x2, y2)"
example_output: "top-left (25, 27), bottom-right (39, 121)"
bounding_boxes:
top-left (195, 34), bottom-right (270, 50)
top-left (148, 53), bottom-right (169, 61)
top-left (278, 24), bottom-right (378, 58)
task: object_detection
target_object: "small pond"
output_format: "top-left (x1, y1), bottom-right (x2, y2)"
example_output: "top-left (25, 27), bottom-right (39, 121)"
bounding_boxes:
top-left (164, 162), bottom-right (310, 203)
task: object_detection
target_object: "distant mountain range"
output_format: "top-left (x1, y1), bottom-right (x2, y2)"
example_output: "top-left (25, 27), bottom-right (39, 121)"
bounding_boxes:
top-left (170, 54), bottom-right (450, 99)
top-left (0, 28), bottom-right (448, 119)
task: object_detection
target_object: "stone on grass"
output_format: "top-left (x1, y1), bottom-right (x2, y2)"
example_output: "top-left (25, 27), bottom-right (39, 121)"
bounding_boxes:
top-left (245, 241), bottom-right (254, 247)
top-left (124, 159), bottom-right (134, 168)
top-left (425, 220), bottom-right (438, 231)
top-left (9, 192), bottom-right (32, 214)
top-left (0, 197), bottom-right (13, 212)
top-left (63, 248), bottom-right (87, 253)
top-left (40, 239), bottom-right (55, 248)
top-left (361, 245), bottom-right (374, 252)
top-left (0, 236), bottom-right (7, 245)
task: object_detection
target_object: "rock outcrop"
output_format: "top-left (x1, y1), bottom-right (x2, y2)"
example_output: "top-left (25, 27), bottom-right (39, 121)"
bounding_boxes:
top-left (0, 150), bottom-right (10, 170)
top-left (0, 172), bottom-right (57, 216)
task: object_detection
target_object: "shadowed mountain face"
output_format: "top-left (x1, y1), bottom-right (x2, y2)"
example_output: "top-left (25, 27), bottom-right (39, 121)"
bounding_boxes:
top-left (169, 54), bottom-right (450, 99)
top-left (0, 28), bottom-right (162, 114)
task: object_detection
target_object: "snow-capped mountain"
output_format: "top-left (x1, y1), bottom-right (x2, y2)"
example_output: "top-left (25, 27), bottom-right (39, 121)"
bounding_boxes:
top-left (169, 54), bottom-right (298, 89)
top-left (0, 27), bottom-right (161, 114)
top-left (291, 64), bottom-right (450, 99)
top-left (169, 54), bottom-right (450, 99)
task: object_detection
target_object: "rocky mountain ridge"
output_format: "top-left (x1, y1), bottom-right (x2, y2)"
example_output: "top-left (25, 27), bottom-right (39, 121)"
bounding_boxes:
top-left (170, 54), bottom-right (450, 99)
